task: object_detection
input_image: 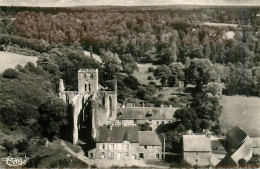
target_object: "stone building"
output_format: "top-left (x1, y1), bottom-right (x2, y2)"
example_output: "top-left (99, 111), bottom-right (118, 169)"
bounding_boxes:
top-left (88, 126), bottom-right (162, 160)
top-left (59, 69), bottom-right (117, 144)
top-left (183, 135), bottom-right (211, 166)
top-left (115, 107), bottom-right (178, 130)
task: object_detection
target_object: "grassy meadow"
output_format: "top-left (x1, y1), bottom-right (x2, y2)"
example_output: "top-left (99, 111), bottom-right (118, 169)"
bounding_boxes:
top-left (0, 51), bottom-right (37, 73)
top-left (220, 95), bottom-right (260, 137)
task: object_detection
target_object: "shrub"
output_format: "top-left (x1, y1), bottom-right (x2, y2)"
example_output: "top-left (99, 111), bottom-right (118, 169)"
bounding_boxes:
top-left (25, 155), bottom-right (42, 168)
top-left (16, 139), bottom-right (29, 152)
top-left (149, 81), bottom-right (156, 86)
top-left (148, 67), bottom-right (155, 73)
top-left (3, 68), bottom-right (19, 79)
top-left (147, 76), bottom-right (153, 80)
top-left (2, 139), bottom-right (15, 155)
top-left (169, 96), bottom-right (180, 104)
top-left (50, 158), bottom-right (70, 168)
top-left (158, 93), bottom-right (165, 97)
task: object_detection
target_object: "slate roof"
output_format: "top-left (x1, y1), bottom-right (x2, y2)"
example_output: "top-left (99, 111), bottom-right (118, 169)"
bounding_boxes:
top-left (231, 139), bottom-right (253, 164)
top-left (216, 155), bottom-right (237, 167)
top-left (183, 135), bottom-right (211, 152)
top-left (117, 107), bottom-right (178, 120)
top-left (211, 140), bottom-right (227, 155)
top-left (96, 126), bottom-right (139, 143)
top-left (226, 126), bottom-right (248, 150)
top-left (139, 131), bottom-right (162, 146)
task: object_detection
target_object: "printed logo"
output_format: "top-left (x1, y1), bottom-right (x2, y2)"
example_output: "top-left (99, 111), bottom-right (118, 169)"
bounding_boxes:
top-left (1, 156), bottom-right (30, 167)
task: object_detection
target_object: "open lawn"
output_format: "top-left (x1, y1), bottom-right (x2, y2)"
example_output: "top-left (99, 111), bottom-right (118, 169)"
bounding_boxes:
top-left (0, 51), bottom-right (37, 73)
top-left (132, 63), bottom-right (160, 86)
top-left (220, 95), bottom-right (260, 137)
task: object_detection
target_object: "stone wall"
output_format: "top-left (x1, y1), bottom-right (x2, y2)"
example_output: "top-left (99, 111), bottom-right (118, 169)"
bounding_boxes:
top-left (95, 141), bottom-right (139, 160)
top-left (139, 145), bottom-right (162, 160)
top-left (184, 152), bottom-right (211, 166)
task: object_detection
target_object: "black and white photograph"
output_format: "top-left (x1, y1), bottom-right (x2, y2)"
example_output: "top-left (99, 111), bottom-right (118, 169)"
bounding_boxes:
top-left (0, 0), bottom-right (259, 168)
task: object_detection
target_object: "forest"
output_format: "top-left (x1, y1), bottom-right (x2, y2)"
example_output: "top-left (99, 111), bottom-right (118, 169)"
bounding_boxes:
top-left (0, 5), bottom-right (259, 166)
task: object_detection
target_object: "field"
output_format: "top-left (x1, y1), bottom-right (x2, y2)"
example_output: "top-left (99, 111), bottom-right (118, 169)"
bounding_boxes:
top-left (132, 63), bottom-right (160, 86)
top-left (0, 51), bottom-right (37, 73)
top-left (220, 95), bottom-right (260, 137)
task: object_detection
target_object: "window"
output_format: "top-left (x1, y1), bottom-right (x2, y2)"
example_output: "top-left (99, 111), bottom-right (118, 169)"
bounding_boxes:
top-left (89, 84), bottom-right (91, 91)
top-left (125, 152), bottom-right (129, 158)
top-left (156, 154), bottom-right (160, 159)
top-left (144, 145), bottom-right (147, 149)
top-left (139, 153), bottom-right (144, 159)
top-left (111, 144), bottom-right (114, 150)
top-left (134, 119), bottom-right (137, 124)
top-left (101, 152), bottom-right (105, 159)
top-left (90, 74), bottom-right (94, 79)
top-left (156, 121), bottom-right (159, 125)
top-left (196, 152), bottom-right (198, 155)
top-left (125, 144), bottom-right (130, 150)
top-left (90, 153), bottom-right (93, 158)
top-left (162, 121), bottom-right (165, 125)
top-left (101, 144), bottom-right (105, 150)
top-left (110, 152), bottom-right (114, 158)
top-left (85, 84), bottom-right (87, 91)
top-left (196, 159), bottom-right (198, 163)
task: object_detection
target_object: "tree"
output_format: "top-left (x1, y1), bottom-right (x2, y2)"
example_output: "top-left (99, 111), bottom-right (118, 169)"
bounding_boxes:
top-left (2, 140), bottom-right (15, 155)
top-left (238, 158), bottom-right (247, 167)
top-left (168, 62), bottom-right (184, 87)
top-left (138, 122), bottom-right (151, 131)
top-left (123, 75), bottom-right (139, 90)
top-left (174, 108), bottom-right (201, 132)
top-left (185, 58), bottom-right (212, 90)
top-left (120, 54), bottom-right (138, 74)
top-left (16, 139), bottom-right (29, 152)
top-left (3, 68), bottom-right (19, 79)
top-left (193, 82), bottom-right (223, 131)
top-left (38, 97), bottom-right (68, 140)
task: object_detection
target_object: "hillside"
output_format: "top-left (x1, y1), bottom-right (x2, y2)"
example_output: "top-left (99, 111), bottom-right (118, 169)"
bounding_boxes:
top-left (220, 95), bottom-right (260, 137)
top-left (0, 51), bottom-right (37, 73)
top-left (132, 63), bottom-right (160, 86)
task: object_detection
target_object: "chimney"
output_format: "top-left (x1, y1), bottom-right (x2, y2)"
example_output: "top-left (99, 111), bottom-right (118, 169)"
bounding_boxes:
top-left (59, 79), bottom-right (65, 92)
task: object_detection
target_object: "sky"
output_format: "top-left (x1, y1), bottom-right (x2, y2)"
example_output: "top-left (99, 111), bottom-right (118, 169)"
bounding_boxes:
top-left (0, 0), bottom-right (259, 7)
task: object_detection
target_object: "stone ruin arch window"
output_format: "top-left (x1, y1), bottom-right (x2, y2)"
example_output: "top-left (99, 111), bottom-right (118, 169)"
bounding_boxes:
top-left (90, 73), bottom-right (94, 79)
top-left (85, 84), bottom-right (87, 91)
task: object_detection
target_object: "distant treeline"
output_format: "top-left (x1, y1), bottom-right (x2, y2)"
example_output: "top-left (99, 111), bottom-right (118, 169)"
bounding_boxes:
top-left (0, 6), bottom-right (259, 97)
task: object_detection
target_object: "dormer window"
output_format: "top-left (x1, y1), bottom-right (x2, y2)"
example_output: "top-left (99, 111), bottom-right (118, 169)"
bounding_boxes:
top-left (145, 110), bottom-right (152, 117)
top-left (117, 111), bottom-right (122, 117)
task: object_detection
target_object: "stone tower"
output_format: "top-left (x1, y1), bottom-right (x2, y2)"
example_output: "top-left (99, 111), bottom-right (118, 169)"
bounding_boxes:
top-left (78, 69), bottom-right (99, 94)
top-left (59, 68), bottom-right (118, 144)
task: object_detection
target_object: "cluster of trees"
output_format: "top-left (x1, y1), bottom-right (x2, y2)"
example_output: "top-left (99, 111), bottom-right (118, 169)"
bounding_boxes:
top-left (0, 63), bottom-right (68, 140)
top-left (154, 58), bottom-right (260, 96)
top-left (0, 7), bottom-right (258, 66)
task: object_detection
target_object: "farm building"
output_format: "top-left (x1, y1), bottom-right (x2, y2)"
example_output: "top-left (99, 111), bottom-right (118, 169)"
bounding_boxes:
top-left (183, 135), bottom-right (211, 166)
top-left (115, 107), bottom-right (178, 130)
top-left (88, 126), bottom-right (162, 160)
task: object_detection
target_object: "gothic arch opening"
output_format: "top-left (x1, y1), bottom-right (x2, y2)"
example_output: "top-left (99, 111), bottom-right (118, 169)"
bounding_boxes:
top-left (109, 96), bottom-right (113, 117)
